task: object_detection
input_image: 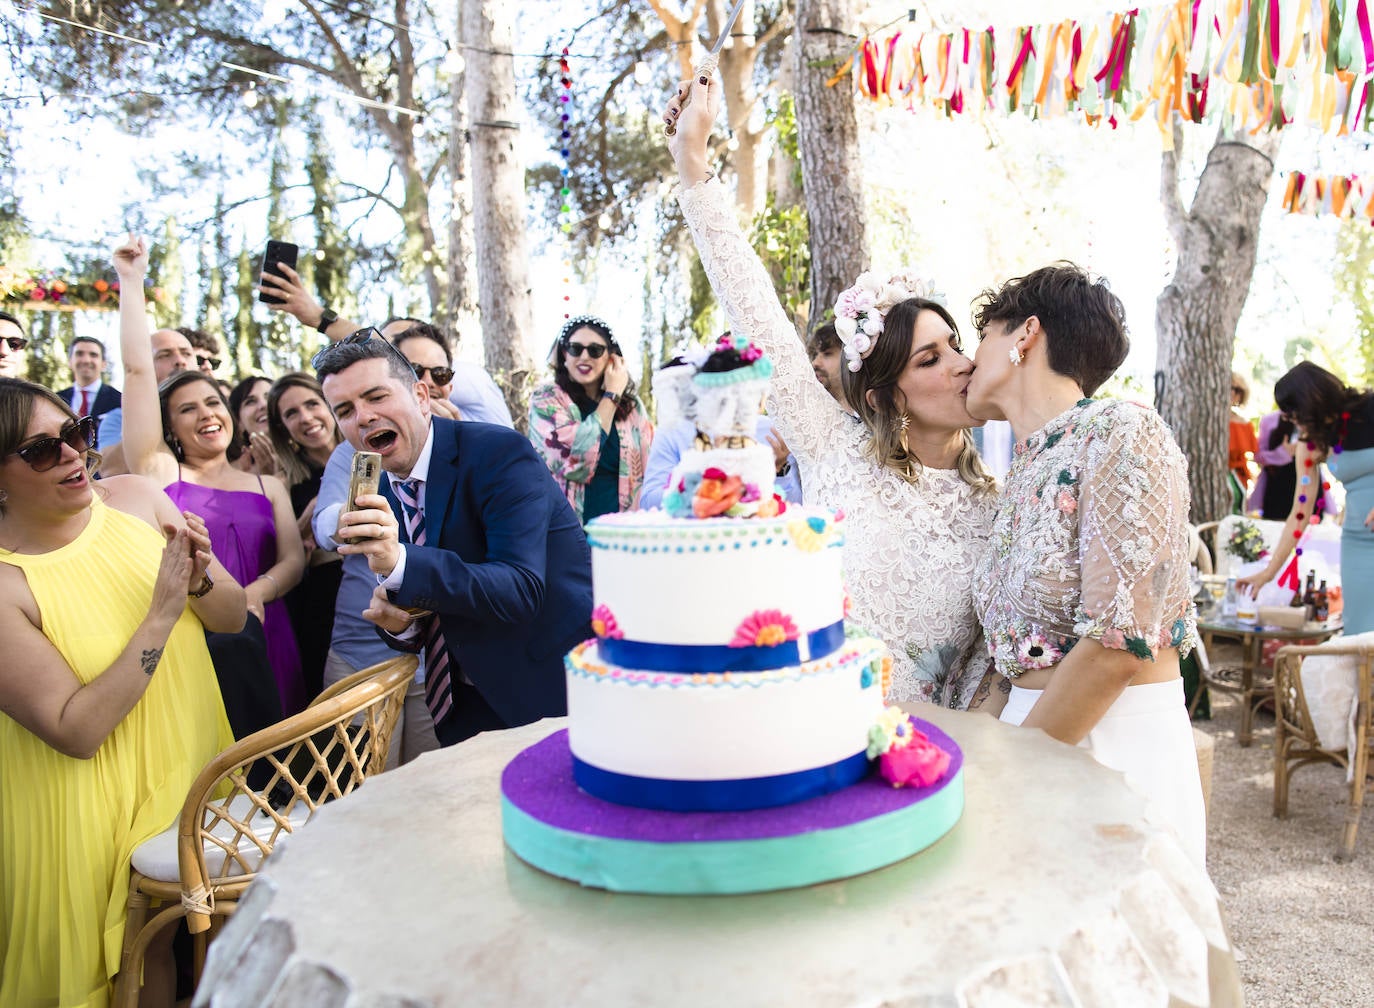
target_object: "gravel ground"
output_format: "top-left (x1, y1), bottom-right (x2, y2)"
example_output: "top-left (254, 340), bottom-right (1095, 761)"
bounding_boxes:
top-left (1196, 644), bottom-right (1374, 1008)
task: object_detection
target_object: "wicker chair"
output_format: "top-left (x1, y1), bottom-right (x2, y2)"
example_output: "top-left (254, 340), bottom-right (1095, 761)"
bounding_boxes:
top-left (1273, 640), bottom-right (1374, 861)
top-left (113, 655), bottom-right (416, 1006)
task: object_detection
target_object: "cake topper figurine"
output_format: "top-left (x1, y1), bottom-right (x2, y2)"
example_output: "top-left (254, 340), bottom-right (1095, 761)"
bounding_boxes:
top-left (662, 333), bottom-right (783, 520)
top-left (690, 333), bottom-right (774, 449)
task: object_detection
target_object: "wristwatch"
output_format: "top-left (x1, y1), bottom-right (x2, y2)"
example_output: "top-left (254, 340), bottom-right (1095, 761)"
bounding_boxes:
top-left (317, 307), bottom-right (339, 333)
top-left (601, 390), bottom-right (622, 404)
top-left (188, 572), bottom-right (214, 599)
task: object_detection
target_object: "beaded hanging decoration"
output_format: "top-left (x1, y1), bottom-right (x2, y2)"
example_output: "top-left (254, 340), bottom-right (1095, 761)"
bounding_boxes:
top-left (1293, 410), bottom-right (1350, 550)
top-left (557, 46), bottom-right (574, 322)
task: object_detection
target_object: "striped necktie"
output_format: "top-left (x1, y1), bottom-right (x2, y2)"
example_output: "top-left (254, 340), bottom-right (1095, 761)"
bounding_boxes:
top-left (393, 478), bottom-right (454, 728)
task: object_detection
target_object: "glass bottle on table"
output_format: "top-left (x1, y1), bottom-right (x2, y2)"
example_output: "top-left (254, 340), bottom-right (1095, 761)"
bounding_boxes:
top-left (1314, 580), bottom-right (1329, 623)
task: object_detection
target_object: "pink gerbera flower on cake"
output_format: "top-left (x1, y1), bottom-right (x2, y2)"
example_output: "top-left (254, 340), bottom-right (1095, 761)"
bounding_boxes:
top-left (730, 610), bottom-right (799, 648)
top-left (591, 604), bottom-right (623, 640)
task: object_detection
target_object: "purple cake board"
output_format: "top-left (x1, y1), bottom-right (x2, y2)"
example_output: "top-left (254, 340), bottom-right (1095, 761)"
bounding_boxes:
top-left (500, 720), bottom-right (963, 841)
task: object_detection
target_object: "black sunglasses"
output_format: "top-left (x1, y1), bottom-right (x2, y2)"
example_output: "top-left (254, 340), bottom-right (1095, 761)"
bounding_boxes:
top-left (565, 341), bottom-right (608, 359)
top-left (2, 336), bottom-right (28, 352)
top-left (409, 363), bottom-right (455, 385)
top-left (197, 354), bottom-right (223, 370)
top-left (13, 415), bottom-right (97, 472)
top-left (312, 327), bottom-right (417, 379)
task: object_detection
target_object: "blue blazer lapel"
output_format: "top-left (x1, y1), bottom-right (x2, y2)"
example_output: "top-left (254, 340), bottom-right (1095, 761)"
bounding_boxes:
top-left (422, 418), bottom-right (462, 545)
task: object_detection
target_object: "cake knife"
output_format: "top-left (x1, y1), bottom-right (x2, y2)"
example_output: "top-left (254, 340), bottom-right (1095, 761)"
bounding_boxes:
top-left (665, 0), bottom-right (748, 136)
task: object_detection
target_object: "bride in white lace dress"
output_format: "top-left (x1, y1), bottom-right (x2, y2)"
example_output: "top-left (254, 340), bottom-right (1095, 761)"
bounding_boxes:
top-left (664, 78), bottom-right (997, 707)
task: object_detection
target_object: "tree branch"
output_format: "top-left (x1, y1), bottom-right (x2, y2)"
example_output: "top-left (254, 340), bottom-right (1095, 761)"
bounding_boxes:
top-left (1159, 118), bottom-right (1188, 248)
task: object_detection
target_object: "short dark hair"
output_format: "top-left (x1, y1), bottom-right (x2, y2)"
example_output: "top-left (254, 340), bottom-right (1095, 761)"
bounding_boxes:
top-left (0, 311), bottom-right (24, 336)
top-left (806, 321), bottom-right (840, 358)
top-left (69, 335), bottom-right (106, 358)
top-left (177, 326), bottom-right (221, 355)
top-left (392, 322), bottom-right (452, 366)
top-left (972, 262), bottom-right (1128, 396)
top-left (314, 336), bottom-right (418, 387)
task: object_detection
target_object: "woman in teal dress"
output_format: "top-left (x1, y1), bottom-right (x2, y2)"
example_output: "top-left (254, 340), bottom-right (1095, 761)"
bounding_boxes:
top-left (1238, 362), bottom-right (1374, 634)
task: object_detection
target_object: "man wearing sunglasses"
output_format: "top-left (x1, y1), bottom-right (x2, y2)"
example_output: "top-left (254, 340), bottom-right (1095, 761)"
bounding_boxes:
top-left (315, 333), bottom-right (592, 747)
top-left (0, 312), bottom-right (27, 379)
top-left (56, 336), bottom-right (122, 435)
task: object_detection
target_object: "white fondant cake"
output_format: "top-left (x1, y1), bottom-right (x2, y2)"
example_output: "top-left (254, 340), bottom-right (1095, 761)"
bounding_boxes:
top-left (567, 636), bottom-right (887, 784)
top-left (573, 507), bottom-right (893, 812)
top-left (585, 507), bottom-right (845, 655)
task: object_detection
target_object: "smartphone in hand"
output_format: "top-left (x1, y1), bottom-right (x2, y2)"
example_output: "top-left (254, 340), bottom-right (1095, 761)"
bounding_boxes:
top-left (340, 451), bottom-right (383, 540)
top-left (258, 240), bottom-right (299, 305)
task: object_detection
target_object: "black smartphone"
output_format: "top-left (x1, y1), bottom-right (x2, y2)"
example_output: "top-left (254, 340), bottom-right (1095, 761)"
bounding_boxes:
top-left (258, 240), bottom-right (299, 305)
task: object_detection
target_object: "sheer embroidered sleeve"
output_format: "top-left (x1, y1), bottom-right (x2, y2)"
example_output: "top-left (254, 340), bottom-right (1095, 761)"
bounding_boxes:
top-left (676, 178), bottom-right (850, 465)
top-left (1073, 403), bottom-right (1197, 660)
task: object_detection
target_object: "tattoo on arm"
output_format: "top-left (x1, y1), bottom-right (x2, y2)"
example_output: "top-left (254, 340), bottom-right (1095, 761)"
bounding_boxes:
top-left (997, 676), bottom-right (1012, 696)
top-left (140, 648), bottom-right (163, 677)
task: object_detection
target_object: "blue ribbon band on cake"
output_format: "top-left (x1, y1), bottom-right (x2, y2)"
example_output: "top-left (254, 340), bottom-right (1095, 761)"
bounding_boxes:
top-left (598, 620), bottom-right (846, 673)
top-left (573, 749), bottom-right (870, 812)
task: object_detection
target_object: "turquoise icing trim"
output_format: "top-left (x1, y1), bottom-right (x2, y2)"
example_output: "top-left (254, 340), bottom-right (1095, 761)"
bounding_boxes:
top-left (502, 768), bottom-right (964, 895)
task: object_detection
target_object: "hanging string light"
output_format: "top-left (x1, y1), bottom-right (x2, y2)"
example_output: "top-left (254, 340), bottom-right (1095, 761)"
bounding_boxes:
top-left (557, 45), bottom-right (574, 321)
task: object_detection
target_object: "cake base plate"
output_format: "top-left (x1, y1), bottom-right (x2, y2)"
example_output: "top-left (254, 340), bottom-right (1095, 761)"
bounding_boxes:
top-left (500, 723), bottom-right (963, 895)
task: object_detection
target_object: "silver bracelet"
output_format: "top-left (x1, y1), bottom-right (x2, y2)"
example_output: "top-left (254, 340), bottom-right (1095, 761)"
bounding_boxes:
top-left (255, 572), bottom-right (279, 600)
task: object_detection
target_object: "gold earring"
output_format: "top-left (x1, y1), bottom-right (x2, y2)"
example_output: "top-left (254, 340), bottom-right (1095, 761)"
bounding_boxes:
top-left (1008, 346), bottom-right (1023, 367)
top-left (894, 413), bottom-right (910, 433)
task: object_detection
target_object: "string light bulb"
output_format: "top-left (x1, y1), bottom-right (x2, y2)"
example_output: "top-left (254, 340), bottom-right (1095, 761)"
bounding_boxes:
top-left (242, 86), bottom-right (260, 109)
top-left (442, 47), bottom-right (465, 75)
top-left (633, 59), bottom-right (651, 86)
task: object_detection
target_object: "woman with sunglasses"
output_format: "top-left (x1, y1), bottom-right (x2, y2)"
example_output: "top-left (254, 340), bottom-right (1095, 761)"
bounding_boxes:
top-left (0, 377), bottom-right (241, 1005)
top-left (528, 315), bottom-right (654, 522)
top-left (0, 311), bottom-right (28, 378)
top-left (267, 372), bottom-right (345, 697)
top-left (113, 235), bottom-right (308, 716)
top-left (229, 374), bottom-right (280, 476)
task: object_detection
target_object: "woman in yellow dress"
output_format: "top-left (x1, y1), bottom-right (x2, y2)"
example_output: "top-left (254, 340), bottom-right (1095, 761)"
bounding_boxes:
top-left (0, 378), bottom-right (243, 1007)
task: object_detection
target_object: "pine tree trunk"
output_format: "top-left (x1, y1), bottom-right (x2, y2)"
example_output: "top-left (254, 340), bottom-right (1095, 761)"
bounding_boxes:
top-left (793, 0), bottom-right (867, 323)
top-left (461, 0), bottom-right (536, 429)
top-left (1156, 126), bottom-right (1280, 523)
top-left (444, 48), bottom-right (478, 342)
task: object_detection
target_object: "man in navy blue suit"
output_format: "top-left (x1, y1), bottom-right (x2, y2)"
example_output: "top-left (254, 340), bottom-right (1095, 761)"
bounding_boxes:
top-left (317, 332), bottom-right (592, 747)
top-left (55, 336), bottom-right (121, 438)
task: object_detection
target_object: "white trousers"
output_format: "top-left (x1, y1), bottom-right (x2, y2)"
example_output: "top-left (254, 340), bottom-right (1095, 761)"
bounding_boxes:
top-left (1001, 678), bottom-right (1208, 870)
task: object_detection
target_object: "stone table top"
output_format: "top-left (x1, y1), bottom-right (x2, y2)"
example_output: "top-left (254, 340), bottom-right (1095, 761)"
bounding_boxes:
top-left (193, 705), bottom-right (1242, 1008)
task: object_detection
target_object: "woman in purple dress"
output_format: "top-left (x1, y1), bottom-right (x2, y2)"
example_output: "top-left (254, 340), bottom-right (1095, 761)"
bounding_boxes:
top-left (113, 235), bottom-right (307, 715)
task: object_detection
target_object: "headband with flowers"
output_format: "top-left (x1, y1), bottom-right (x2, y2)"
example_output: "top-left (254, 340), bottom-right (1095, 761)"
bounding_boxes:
top-left (832, 270), bottom-right (945, 372)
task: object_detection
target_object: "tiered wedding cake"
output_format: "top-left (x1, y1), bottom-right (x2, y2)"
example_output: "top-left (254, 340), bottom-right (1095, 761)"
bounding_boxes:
top-left (501, 335), bottom-right (963, 894)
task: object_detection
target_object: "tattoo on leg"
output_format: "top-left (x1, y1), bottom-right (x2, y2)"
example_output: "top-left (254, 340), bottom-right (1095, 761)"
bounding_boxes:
top-left (140, 648), bottom-right (163, 676)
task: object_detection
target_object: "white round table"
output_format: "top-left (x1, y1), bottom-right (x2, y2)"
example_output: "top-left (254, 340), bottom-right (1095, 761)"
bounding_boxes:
top-left (192, 706), bottom-right (1242, 1007)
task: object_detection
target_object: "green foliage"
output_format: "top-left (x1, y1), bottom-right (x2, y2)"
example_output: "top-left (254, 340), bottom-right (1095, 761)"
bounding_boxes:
top-left (768, 93), bottom-right (802, 191)
top-left (748, 197), bottom-right (810, 331)
top-left (1333, 217), bottom-right (1374, 389)
top-left (144, 217), bottom-right (184, 327)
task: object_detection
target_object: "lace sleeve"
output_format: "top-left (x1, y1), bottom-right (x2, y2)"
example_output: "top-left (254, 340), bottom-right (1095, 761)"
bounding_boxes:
top-left (527, 383), bottom-right (604, 487)
top-left (676, 179), bottom-right (850, 465)
top-left (1073, 403), bottom-right (1196, 660)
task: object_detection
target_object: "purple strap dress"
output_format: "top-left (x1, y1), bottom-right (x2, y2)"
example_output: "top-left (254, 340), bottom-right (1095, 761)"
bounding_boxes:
top-left (166, 478), bottom-right (306, 715)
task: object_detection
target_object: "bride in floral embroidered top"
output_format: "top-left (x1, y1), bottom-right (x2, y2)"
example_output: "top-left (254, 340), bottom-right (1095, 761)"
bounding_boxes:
top-left (664, 78), bottom-right (996, 707)
top-left (964, 264), bottom-right (1207, 868)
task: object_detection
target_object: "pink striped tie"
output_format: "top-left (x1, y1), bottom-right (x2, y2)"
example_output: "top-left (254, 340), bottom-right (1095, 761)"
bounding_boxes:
top-left (393, 478), bottom-right (453, 727)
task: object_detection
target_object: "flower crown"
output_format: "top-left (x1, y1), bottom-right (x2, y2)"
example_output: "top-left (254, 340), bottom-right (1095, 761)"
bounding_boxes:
top-left (832, 270), bottom-right (944, 372)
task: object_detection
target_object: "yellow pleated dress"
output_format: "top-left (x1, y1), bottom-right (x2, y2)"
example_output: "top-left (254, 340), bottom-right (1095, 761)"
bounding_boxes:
top-left (0, 497), bottom-right (233, 1007)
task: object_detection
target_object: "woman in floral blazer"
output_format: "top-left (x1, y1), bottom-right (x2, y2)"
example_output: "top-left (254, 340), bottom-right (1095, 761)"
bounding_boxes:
top-left (528, 315), bottom-right (653, 522)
